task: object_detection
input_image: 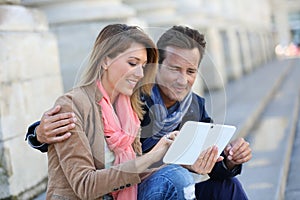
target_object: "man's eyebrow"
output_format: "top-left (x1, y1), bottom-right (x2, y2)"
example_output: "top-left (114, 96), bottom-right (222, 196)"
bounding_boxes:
top-left (169, 65), bottom-right (196, 69)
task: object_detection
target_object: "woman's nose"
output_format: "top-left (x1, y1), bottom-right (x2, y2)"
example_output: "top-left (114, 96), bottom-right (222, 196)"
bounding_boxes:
top-left (135, 65), bottom-right (144, 78)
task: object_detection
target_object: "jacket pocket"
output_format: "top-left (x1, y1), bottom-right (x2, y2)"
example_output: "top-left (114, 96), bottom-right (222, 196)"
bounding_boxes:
top-left (50, 188), bottom-right (79, 200)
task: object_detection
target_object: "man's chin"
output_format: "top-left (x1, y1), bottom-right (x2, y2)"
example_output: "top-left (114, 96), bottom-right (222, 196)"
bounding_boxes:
top-left (170, 95), bottom-right (185, 102)
top-left (164, 90), bottom-right (187, 102)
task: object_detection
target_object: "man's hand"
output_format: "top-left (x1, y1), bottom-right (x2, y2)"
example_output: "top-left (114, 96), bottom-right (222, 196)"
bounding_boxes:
top-left (224, 138), bottom-right (252, 170)
top-left (35, 105), bottom-right (76, 144)
top-left (184, 146), bottom-right (223, 175)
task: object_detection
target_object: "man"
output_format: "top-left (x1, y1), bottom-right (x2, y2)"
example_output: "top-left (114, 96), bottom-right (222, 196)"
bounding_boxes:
top-left (26, 25), bottom-right (251, 199)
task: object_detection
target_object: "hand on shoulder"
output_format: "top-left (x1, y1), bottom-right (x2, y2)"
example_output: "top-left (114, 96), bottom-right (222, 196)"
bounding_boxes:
top-left (36, 105), bottom-right (75, 144)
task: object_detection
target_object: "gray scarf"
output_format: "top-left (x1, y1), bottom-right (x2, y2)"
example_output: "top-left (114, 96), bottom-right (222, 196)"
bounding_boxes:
top-left (149, 84), bottom-right (193, 139)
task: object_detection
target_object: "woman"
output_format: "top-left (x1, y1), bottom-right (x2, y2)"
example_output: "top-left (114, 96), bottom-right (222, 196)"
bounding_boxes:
top-left (45, 24), bottom-right (193, 200)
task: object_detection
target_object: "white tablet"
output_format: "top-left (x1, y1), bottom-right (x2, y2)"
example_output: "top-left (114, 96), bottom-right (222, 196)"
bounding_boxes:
top-left (163, 121), bottom-right (236, 165)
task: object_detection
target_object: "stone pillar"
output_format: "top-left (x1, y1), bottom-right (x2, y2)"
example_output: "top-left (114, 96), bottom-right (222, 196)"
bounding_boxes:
top-left (238, 29), bottom-right (253, 73)
top-left (255, 31), bottom-right (266, 67)
top-left (201, 27), bottom-right (227, 91)
top-left (0, 3), bottom-right (63, 199)
top-left (259, 32), bottom-right (269, 64)
top-left (224, 28), bottom-right (243, 80)
top-left (22, 0), bottom-right (137, 91)
top-left (267, 31), bottom-right (276, 59)
top-left (272, 0), bottom-right (291, 46)
top-left (248, 31), bottom-right (261, 68)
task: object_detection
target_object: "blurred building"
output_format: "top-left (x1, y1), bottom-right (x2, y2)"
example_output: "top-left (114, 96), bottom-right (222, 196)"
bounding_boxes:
top-left (0, 0), bottom-right (299, 199)
top-left (273, 0), bottom-right (300, 57)
top-left (273, 0), bottom-right (300, 45)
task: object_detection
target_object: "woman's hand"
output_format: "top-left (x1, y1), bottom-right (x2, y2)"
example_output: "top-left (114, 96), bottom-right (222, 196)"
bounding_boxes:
top-left (36, 105), bottom-right (76, 144)
top-left (148, 131), bottom-right (179, 163)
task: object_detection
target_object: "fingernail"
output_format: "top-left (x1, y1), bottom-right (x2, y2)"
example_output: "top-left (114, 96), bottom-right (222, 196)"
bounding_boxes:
top-left (73, 117), bottom-right (77, 122)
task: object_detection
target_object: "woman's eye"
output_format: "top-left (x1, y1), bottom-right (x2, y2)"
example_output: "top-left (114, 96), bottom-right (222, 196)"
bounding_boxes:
top-left (129, 62), bottom-right (137, 66)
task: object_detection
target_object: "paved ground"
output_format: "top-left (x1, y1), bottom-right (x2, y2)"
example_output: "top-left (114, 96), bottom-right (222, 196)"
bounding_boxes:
top-left (285, 105), bottom-right (300, 200)
top-left (237, 58), bottom-right (300, 200)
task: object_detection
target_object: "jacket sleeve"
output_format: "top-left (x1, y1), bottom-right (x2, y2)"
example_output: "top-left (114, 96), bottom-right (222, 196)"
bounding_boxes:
top-left (25, 121), bottom-right (49, 153)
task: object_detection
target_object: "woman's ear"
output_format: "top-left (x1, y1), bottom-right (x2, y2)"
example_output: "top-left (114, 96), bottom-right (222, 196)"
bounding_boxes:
top-left (102, 56), bottom-right (111, 70)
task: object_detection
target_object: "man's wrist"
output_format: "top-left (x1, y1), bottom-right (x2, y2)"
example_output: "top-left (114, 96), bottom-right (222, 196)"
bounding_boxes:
top-left (25, 121), bottom-right (48, 152)
top-left (27, 126), bottom-right (45, 146)
top-left (223, 159), bottom-right (237, 172)
top-left (33, 126), bottom-right (38, 139)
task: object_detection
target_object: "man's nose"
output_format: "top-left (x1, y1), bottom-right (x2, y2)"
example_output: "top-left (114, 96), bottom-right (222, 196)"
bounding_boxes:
top-left (177, 72), bottom-right (188, 85)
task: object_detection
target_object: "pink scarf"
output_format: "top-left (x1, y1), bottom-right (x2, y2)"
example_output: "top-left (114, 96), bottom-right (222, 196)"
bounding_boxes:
top-left (97, 81), bottom-right (140, 200)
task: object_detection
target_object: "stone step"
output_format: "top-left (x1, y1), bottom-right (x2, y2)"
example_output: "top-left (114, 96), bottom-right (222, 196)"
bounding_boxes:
top-left (285, 98), bottom-right (300, 199)
top-left (238, 58), bottom-right (300, 200)
top-left (204, 58), bottom-right (293, 139)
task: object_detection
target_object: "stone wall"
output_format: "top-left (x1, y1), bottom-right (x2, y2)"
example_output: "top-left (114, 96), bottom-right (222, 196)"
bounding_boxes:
top-left (22, 0), bottom-right (140, 91)
top-left (0, 3), bottom-right (63, 199)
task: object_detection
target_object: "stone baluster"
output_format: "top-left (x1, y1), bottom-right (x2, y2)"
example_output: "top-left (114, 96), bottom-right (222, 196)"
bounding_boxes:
top-left (201, 27), bottom-right (227, 91)
top-left (226, 27), bottom-right (243, 80)
top-left (238, 29), bottom-right (253, 73)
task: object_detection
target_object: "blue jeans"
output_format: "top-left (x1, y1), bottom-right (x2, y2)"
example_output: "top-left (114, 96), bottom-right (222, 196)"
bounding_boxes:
top-left (138, 164), bottom-right (195, 200)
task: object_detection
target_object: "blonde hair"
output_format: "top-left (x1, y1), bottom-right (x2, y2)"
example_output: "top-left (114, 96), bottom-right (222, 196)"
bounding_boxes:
top-left (79, 24), bottom-right (158, 119)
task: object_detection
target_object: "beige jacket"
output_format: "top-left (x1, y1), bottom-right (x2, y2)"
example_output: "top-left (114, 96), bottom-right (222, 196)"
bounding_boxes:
top-left (46, 83), bottom-right (148, 200)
